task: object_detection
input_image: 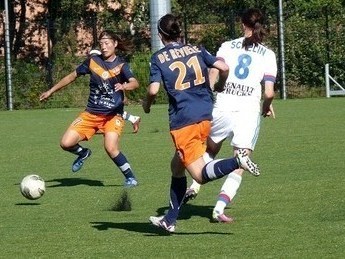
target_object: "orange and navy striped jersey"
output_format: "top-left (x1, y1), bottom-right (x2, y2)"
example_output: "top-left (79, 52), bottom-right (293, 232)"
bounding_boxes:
top-left (149, 42), bottom-right (217, 130)
top-left (76, 55), bottom-right (135, 115)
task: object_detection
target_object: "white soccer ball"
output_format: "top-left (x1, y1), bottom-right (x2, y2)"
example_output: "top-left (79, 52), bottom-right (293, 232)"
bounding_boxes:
top-left (20, 174), bottom-right (46, 200)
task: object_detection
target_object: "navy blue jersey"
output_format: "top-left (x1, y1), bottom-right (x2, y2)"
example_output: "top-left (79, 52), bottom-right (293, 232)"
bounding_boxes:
top-left (76, 55), bottom-right (135, 115)
top-left (149, 42), bottom-right (218, 130)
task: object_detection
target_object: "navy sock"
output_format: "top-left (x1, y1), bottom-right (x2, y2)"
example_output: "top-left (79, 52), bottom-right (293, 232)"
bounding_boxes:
top-left (202, 158), bottom-right (239, 183)
top-left (65, 144), bottom-right (85, 156)
top-left (112, 152), bottom-right (135, 179)
top-left (165, 176), bottom-right (187, 225)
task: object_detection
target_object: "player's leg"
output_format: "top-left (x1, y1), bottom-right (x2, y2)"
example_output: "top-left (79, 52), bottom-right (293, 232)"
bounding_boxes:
top-left (150, 151), bottom-right (246, 233)
top-left (123, 111), bottom-right (141, 133)
top-left (213, 111), bottom-right (260, 222)
top-left (150, 122), bottom-right (208, 233)
top-left (187, 155), bottom-right (242, 184)
top-left (104, 116), bottom-right (138, 187)
top-left (60, 112), bottom-right (94, 172)
top-left (185, 108), bottom-right (231, 202)
top-left (184, 138), bottom-right (224, 203)
top-left (212, 170), bottom-right (244, 223)
top-left (149, 155), bottom-right (258, 233)
top-left (150, 121), bottom-right (259, 232)
top-left (149, 153), bottom-right (185, 233)
top-left (212, 148), bottom-right (248, 223)
top-left (179, 121), bottom-right (258, 183)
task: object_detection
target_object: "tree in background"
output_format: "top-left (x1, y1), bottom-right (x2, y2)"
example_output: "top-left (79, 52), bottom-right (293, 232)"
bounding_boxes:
top-left (1, 0), bottom-right (345, 109)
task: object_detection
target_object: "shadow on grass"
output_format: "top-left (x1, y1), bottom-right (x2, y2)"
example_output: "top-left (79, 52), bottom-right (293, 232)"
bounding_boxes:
top-left (155, 204), bottom-right (214, 221)
top-left (46, 178), bottom-right (105, 188)
top-left (15, 202), bottom-right (42, 206)
top-left (90, 221), bottom-right (232, 236)
top-left (91, 204), bottom-right (232, 236)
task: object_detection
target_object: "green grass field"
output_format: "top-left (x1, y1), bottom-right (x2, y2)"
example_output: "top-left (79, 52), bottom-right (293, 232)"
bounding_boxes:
top-left (0, 98), bottom-right (344, 258)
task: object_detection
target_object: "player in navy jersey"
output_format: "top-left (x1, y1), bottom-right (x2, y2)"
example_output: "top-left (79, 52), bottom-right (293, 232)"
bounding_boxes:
top-left (39, 30), bottom-right (139, 187)
top-left (89, 49), bottom-right (141, 133)
top-left (143, 13), bottom-right (260, 233)
top-left (184, 8), bottom-right (277, 223)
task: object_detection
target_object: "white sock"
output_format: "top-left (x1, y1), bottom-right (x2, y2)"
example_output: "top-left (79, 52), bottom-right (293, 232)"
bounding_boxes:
top-left (214, 173), bottom-right (242, 214)
top-left (123, 111), bottom-right (138, 124)
top-left (189, 179), bottom-right (201, 193)
top-left (128, 114), bottom-right (139, 124)
top-left (203, 152), bottom-right (213, 163)
top-left (122, 111), bottom-right (128, 120)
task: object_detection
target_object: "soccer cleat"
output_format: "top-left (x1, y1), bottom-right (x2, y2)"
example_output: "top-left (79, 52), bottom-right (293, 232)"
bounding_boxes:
top-left (124, 177), bottom-right (138, 188)
top-left (132, 116), bottom-right (141, 133)
top-left (72, 149), bottom-right (92, 172)
top-left (211, 210), bottom-right (234, 223)
top-left (236, 149), bottom-right (260, 176)
top-left (149, 216), bottom-right (176, 233)
top-left (183, 188), bottom-right (199, 204)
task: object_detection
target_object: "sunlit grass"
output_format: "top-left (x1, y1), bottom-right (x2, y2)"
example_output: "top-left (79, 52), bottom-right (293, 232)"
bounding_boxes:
top-left (0, 98), bottom-right (344, 258)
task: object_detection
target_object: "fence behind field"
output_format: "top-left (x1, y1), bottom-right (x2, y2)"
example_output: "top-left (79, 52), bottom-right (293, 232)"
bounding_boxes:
top-left (0, 1), bottom-right (345, 110)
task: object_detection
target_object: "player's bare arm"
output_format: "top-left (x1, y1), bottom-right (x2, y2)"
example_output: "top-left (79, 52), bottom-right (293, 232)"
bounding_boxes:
top-left (142, 82), bottom-right (159, 113)
top-left (212, 59), bottom-right (229, 92)
top-left (114, 77), bottom-right (139, 92)
top-left (39, 71), bottom-right (78, 101)
top-left (208, 68), bottom-right (219, 91)
top-left (262, 82), bottom-right (275, 118)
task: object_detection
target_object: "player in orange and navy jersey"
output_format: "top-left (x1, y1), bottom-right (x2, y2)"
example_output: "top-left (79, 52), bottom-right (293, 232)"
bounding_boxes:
top-left (143, 14), bottom-right (260, 233)
top-left (89, 49), bottom-right (141, 133)
top-left (39, 30), bottom-right (139, 187)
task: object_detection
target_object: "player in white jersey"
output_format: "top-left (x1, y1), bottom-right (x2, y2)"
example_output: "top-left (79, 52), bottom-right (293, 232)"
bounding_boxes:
top-left (184, 8), bottom-right (277, 223)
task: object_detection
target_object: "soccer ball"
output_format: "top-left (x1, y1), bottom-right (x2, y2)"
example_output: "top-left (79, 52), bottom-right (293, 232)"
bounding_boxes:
top-left (20, 174), bottom-right (46, 200)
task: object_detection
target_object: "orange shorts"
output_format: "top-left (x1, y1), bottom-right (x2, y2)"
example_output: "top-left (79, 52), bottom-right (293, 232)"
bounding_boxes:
top-left (170, 120), bottom-right (211, 167)
top-left (68, 111), bottom-right (124, 140)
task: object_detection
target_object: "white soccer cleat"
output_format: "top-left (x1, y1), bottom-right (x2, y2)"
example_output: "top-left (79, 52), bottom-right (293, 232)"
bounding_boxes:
top-left (149, 216), bottom-right (176, 233)
top-left (236, 149), bottom-right (260, 176)
top-left (211, 210), bottom-right (234, 223)
top-left (183, 188), bottom-right (199, 204)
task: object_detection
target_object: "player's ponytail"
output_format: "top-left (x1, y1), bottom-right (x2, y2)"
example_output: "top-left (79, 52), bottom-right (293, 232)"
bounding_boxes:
top-left (158, 14), bottom-right (182, 41)
top-left (241, 8), bottom-right (266, 50)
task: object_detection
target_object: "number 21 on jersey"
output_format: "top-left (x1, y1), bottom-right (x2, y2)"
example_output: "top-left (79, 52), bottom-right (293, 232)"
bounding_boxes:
top-left (169, 56), bottom-right (205, 90)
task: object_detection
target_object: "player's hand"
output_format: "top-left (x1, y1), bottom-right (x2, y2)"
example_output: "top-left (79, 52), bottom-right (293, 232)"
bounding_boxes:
top-left (213, 81), bottom-right (225, 92)
top-left (39, 90), bottom-right (52, 101)
top-left (115, 83), bottom-right (126, 92)
top-left (142, 99), bottom-right (150, 114)
top-left (262, 104), bottom-right (275, 118)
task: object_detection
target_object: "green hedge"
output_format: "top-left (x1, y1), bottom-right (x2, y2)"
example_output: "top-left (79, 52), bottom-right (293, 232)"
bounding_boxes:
top-left (0, 51), bottom-right (167, 110)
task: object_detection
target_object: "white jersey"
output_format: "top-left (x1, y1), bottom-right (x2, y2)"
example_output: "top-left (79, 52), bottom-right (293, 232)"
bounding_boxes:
top-left (214, 37), bottom-right (277, 112)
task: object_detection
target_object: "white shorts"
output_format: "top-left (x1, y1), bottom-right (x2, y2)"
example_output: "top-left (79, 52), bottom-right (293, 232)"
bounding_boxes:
top-left (209, 108), bottom-right (261, 151)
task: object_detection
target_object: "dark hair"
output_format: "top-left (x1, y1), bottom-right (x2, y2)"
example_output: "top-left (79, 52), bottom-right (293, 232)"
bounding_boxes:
top-left (241, 8), bottom-right (266, 50)
top-left (98, 30), bottom-right (134, 52)
top-left (157, 14), bottom-right (182, 41)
